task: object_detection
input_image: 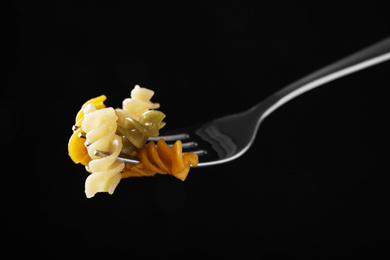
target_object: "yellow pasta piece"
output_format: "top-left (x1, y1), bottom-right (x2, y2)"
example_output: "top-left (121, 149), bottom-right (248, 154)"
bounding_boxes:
top-left (75, 95), bottom-right (107, 126)
top-left (68, 128), bottom-right (91, 166)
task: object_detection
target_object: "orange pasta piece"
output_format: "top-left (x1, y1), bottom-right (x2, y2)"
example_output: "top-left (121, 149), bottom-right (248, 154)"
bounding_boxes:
top-left (171, 140), bottom-right (185, 174)
top-left (184, 152), bottom-right (199, 167)
top-left (121, 171), bottom-right (139, 178)
top-left (157, 139), bottom-right (174, 169)
top-left (121, 139), bottom-right (198, 181)
top-left (146, 142), bottom-right (170, 174)
top-left (173, 167), bottom-right (190, 181)
top-left (122, 164), bottom-right (156, 178)
top-left (139, 144), bottom-right (166, 174)
top-left (121, 164), bottom-right (141, 178)
top-left (173, 152), bottom-right (198, 181)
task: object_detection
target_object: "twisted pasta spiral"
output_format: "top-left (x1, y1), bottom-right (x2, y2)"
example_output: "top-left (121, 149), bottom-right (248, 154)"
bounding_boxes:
top-left (68, 95), bottom-right (107, 166)
top-left (122, 139), bottom-right (198, 181)
top-left (116, 85), bottom-right (160, 124)
top-left (82, 103), bottom-right (125, 198)
top-left (68, 85), bottom-right (199, 198)
top-left (117, 110), bottom-right (166, 151)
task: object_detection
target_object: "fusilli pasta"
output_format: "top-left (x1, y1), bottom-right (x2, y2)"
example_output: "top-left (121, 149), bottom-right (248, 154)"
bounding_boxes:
top-left (122, 139), bottom-right (198, 181)
top-left (82, 104), bottom-right (125, 198)
top-left (68, 85), bottom-right (198, 198)
top-left (117, 110), bottom-right (166, 149)
top-left (115, 85), bottom-right (160, 124)
top-left (68, 95), bottom-right (107, 166)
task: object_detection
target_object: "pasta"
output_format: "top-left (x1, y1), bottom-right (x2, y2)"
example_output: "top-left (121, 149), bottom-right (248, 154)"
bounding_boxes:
top-left (82, 104), bottom-right (124, 198)
top-left (68, 85), bottom-right (198, 198)
top-left (117, 110), bottom-right (166, 149)
top-left (68, 95), bottom-right (107, 166)
top-left (122, 139), bottom-right (198, 181)
top-left (115, 85), bottom-right (160, 124)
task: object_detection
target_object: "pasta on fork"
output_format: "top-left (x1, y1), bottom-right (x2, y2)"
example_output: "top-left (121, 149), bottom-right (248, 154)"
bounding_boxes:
top-left (68, 85), bottom-right (198, 198)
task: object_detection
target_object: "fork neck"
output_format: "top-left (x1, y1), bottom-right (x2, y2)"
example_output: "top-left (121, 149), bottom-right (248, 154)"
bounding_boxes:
top-left (252, 36), bottom-right (390, 122)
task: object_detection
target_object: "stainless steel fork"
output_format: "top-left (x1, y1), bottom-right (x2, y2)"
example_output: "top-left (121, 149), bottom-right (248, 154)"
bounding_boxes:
top-left (97, 37), bottom-right (390, 167)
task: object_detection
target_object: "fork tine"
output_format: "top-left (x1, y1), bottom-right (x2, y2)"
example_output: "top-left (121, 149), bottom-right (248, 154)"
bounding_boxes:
top-left (189, 150), bottom-right (208, 156)
top-left (78, 132), bottom-right (86, 139)
top-left (94, 148), bottom-right (206, 165)
top-left (79, 127), bottom-right (206, 160)
top-left (177, 141), bottom-right (197, 149)
top-left (147, 136), bottom-right (207, 156)
top-left (148, 133), bottom-right (189, 142)
top-left (147, 137), bottom-right (206, 154)
top-left (94, 150), bottom-right (140, 164)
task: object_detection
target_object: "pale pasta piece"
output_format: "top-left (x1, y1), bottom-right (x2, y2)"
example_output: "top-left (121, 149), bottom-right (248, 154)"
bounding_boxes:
top-left (82, 104), bottom-right (125, 198)
top-left (115, 108), bottom-right (133, 126)
top-left (121, 85), bottom-right (160, 120)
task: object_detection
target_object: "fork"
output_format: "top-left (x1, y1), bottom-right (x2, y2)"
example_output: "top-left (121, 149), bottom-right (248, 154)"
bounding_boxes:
top-left (96, 36), bottom-right (390, 167)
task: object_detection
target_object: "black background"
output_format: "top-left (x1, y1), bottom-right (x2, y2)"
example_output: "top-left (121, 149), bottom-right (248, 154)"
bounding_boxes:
top-left (4, 1), bottom-right (390, 258)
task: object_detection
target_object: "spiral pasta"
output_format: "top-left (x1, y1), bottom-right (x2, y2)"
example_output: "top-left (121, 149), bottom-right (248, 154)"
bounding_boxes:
top-left (117, 110), bottom-right (166, 151)
top-left (68, 85), bottom-right (198, 198)
top-left (68, 95), bottom-right (107, 166)
top-left (122, 139), bottom-right (198, 181)
top-left (82, 103), bottom-right (125, 198)
top-left (115, 85), bottom-right (160, 124)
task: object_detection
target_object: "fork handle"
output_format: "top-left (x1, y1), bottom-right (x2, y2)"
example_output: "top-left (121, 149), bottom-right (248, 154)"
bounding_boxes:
top-left (258, 36), bottom-right (390, 119)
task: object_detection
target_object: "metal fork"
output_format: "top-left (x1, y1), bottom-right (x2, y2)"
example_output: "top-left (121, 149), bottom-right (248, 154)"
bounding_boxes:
top-left (96, 37), bottom-right (390, 167)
